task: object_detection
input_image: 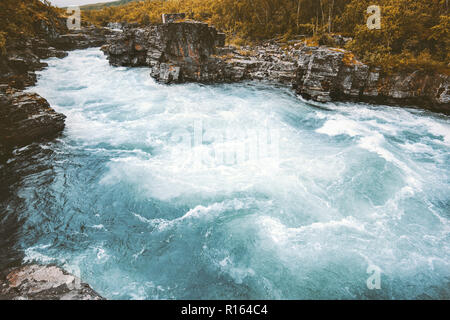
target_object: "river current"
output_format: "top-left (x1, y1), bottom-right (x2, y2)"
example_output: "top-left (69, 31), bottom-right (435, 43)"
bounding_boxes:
top-left (2, 48), bottom-right (449, 299)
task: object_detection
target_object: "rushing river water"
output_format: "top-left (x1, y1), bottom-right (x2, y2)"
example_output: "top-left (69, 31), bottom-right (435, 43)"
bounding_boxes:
top-left (2, 48), bottom-right (450, 299)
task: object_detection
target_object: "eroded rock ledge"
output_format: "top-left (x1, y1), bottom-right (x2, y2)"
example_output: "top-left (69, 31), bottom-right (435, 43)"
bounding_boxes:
top-left (102, 21), bottom-right (449, 114)
top-left (0, 85), bottom-right (66, 149)
top-left (0, 265), bottom-right (103, 300)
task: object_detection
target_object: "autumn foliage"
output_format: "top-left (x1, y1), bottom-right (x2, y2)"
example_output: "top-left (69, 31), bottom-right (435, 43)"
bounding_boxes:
top-left (0, 0), bottom-right (65, 53)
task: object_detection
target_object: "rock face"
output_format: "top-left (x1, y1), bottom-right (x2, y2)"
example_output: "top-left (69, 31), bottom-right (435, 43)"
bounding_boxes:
top-left (102, 22), bottom-right (300, 85)
top-left (295, 46), bottom-right (450, 113)
top-left (222, 43), bottom-right (299, 85)
top-left (0, 85), bottom-right (66, 150)
top-left (0, 265), bottom-right (103, 300)
top-left (51, 26), bottom-right (119, 51)
top-left (102, 21), bottom-right (227, 83)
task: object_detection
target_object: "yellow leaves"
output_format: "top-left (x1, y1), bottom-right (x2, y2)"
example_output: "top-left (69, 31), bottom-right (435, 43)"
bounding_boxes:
top-left (342, 52), bottom-right (362, 66)
top-left (305, 37), bottom-right (318, 47)
top-left (237, 49), bottom-right (255, 57)
top-left (0, 0), bottom-right (65, 48)
top-left (0, 31), bottom-right (7, 54)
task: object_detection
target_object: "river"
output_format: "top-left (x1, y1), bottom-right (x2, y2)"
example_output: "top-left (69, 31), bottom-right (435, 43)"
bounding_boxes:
top-left (1, 47), bottom-right (449, 299)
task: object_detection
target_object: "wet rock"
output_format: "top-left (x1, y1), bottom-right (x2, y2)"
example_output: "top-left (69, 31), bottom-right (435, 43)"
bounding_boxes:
top-left (0, 86), bottom-right (66, 149)
top-left (0, 265), bottom-right (103, 300)
top-left (157, 63), bottom-right (181, 83)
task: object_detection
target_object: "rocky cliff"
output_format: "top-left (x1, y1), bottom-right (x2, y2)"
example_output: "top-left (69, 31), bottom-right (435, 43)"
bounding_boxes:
top-left (102, 21), bottom-right (227, 83)
top-left (295, 46), bottom-right (450, 113)
top-left (102, 21), bottom-right (449, 114)
top-left (102, 22), bottom-right (298, 84)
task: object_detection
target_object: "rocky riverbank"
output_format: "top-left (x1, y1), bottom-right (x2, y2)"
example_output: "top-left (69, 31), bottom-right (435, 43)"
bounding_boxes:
top-left (0, 24), bottom-right (115, 300)
top-left (0, 26), bottom-right (119, 161)
top-left (101, 21), bottom-right (449, 114)
top-left (294, 46), bottom-right (449, 113)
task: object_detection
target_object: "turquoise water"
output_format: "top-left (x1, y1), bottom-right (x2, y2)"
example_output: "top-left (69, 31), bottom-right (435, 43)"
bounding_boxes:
top-left (6, 48), bottom-right (450, 299)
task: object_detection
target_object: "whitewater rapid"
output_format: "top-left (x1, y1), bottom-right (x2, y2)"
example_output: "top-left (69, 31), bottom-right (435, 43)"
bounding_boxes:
top-left (9, 48), bottom-right (450, 299)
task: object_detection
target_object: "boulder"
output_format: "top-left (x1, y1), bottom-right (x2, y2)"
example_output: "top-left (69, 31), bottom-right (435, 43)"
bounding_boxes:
top-left (295, 47), bottom-right (345, 102)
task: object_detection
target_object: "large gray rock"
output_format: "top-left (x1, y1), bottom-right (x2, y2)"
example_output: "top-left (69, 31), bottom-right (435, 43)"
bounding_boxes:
top-left (0, 265), bottom-right (103, 300)
top-left (102, 25), bottom-right (299, 85)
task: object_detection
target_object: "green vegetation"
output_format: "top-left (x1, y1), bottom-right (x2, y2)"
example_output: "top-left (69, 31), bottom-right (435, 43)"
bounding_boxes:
top-left (84, 0), bottom-right (449, 73)
top-left (0, 0), bottom-right (65, 53)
